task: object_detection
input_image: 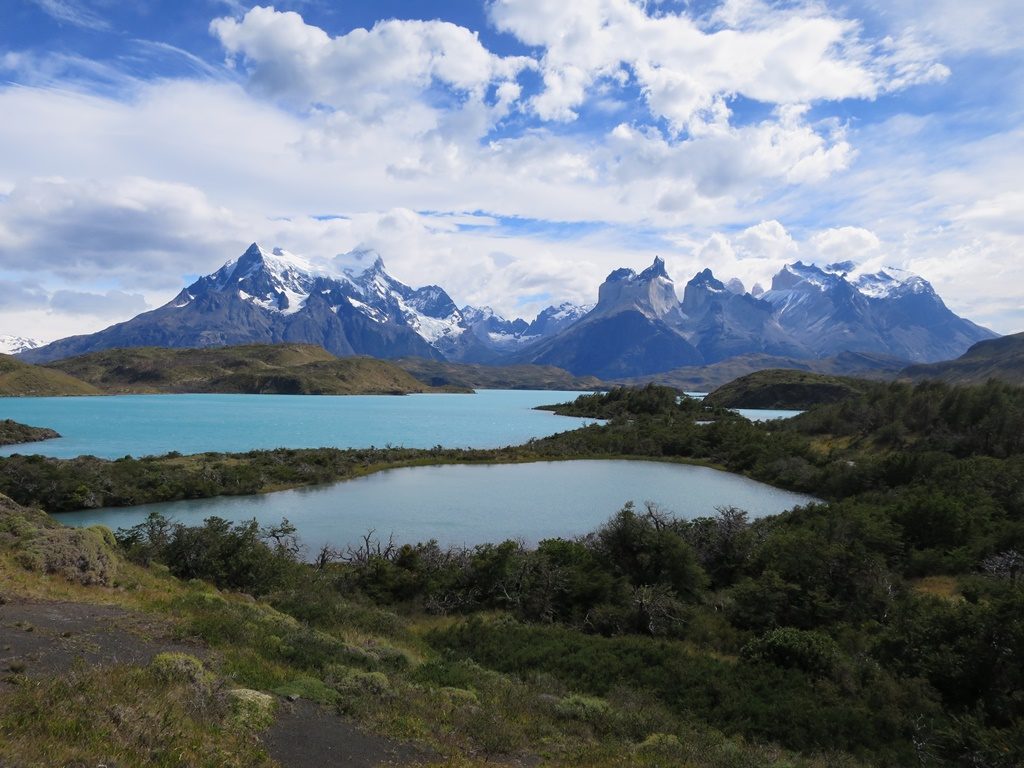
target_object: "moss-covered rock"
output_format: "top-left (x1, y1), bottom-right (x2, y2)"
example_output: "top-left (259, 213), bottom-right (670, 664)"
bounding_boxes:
top-left (334, 670), bottom-right (390, 697)
top-left (0, 494), bottom-right (120, 586)
top-left (151, 652), bottom-right (213, 689)
top-left (225, 688), bottom-right (276, 731)
top-left (16, 525), bottom-right (119, 586)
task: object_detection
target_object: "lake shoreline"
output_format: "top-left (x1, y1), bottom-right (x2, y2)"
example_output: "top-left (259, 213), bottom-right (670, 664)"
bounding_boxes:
top-left (59, 458), bottom-right (820, 556)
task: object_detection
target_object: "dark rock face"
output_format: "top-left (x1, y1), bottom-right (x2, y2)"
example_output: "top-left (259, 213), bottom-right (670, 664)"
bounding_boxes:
top-left (680, 270), bottom-right (808, 363)
top-left (520, 310), bottom-right (703, 379)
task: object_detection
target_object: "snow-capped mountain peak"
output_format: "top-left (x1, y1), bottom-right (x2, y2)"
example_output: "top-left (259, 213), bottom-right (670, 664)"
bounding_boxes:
top-left (770, 261), bottom-right (841, 292)
top-left (0, 335), bottom-right (44, 355)
top-left (222, 243), bottom-right (324, 315)
top-left (18, 245), bottom-right (995, 375)
top-left (854, 267), bottom-right (935, 299)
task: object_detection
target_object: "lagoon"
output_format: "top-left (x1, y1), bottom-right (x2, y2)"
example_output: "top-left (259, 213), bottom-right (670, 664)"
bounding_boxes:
top-left (59, 459), bottom-right (819, 555)
top-left (0, 390), bottom-right (599, 459)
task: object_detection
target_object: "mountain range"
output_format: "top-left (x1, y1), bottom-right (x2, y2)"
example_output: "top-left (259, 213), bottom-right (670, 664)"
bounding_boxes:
top-left (20, 244), bottom-right (997, 377)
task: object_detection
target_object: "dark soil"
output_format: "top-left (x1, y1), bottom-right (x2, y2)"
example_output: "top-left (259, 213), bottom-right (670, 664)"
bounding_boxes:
top-left (263, 698), bottom-right (438, 768)
top-left (0, 598), bottom-right (201, 681)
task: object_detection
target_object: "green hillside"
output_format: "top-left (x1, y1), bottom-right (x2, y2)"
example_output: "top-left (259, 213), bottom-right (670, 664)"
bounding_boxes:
top-left (611, 351), bottom-right (903, 392)
top-left (395, 357), bottom-right (603, 390)
top-left (47, 344), bottom-right (463, 395)
top-left (902, 331), bottom-right (1024, 385)
top-left (704, 369), bottom-right (872, 409)
top-left (0, 354), bottom-right (102, 396)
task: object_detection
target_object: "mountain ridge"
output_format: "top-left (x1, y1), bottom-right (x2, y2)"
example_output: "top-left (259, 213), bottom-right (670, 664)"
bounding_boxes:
top-left (20, 244), bottom-right (997, 378)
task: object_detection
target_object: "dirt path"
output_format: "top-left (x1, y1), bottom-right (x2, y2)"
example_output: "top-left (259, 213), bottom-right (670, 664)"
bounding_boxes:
top-left (0, 598), bottom-right (202, 680)
top-left (0, 599), bottom-right (438, 768)
top-left (263, 698), bottom-right (438, 767)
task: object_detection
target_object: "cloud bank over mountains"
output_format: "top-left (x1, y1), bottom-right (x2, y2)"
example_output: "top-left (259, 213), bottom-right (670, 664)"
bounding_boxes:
top-left (0, 0), bottom-right (1021, 341)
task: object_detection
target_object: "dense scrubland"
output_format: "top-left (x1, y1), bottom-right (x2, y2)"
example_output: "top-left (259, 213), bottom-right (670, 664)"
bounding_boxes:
top-left (1, 379), bottom-right (1022, 766)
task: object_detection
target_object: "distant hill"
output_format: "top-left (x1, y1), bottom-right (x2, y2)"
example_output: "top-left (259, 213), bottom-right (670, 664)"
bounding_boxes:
top-left (902, 332), bottom-right (1024, 385)
top-left (704, 369), bottom-right (873, 410)
top-left (0, 355), bottom-right (101, 396)
top-left (394, 358), bottom-right (603, 391)
top-left (610, 351), bottom-right (905, 392)
top-left (47, 344), bottom-right (462, 395)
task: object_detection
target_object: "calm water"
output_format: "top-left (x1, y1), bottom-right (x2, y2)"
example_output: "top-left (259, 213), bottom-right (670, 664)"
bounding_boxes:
top-left (736, 408), bottom-right (804, 421)
top-left (0, 390), bottom-right (598, 459)
top-left (59, 460), bottom-right (818, 554)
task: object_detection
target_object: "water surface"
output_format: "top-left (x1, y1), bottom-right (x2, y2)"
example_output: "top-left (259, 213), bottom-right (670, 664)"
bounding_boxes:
top-left (0, 390), bottom-right (596, 459)
top-left (59, 460), bottom-right (819, 554)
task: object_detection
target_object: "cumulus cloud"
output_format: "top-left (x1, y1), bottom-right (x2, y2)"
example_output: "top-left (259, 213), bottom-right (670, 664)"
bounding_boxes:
top-left (1, 2), bottom-right (1022, 339)
top-left (809, 226), bottom-right (882, 264)
top-left (487, 0), bottom-right (945, 132)
top-left (0, 177), bottom-right (243, 287)
top-left (0, 280), bottom-right (50, 311)
top-left (210, 6), bottom-right (533, 141)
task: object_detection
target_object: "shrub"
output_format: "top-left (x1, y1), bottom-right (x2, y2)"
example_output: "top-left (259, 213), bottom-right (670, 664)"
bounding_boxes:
top-left (741, 627), bottom-right (841, 677)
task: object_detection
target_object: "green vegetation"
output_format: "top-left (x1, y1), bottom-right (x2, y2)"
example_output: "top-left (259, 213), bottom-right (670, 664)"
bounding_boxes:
top-left (2, 378), bottom-right (1024, 766)
top-left (0, 353), bottom-right (101, 396)
top-left (47, 343), bottom-right (465, 395)
top-left (0, 419), bottom-right (59, 447)
top-left (903, 331), bottom-right (1024, 385)
top-left (704, 369), bottom-right (872, 409)
top-left (395, 356), bottom-right (604, 390)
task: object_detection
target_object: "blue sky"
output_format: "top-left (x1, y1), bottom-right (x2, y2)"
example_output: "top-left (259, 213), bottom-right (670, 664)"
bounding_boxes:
top-left (1, 0), bottom-right (1022, 340)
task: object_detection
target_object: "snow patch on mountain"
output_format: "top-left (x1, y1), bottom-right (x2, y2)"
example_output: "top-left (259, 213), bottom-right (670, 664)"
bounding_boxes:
top-left (0, 335), bottom-right (43, 355)
top-left (854, 268), bottom-right (934, 299)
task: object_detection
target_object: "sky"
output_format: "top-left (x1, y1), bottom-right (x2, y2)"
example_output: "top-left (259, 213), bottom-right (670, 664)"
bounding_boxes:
top-left (0, 0), bottom-right (1022, 342)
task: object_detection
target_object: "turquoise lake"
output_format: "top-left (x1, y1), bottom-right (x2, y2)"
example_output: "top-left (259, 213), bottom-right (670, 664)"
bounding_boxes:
top-left (0, 390), bottom-right (600, 459)
top-left (1, 390), bottom-right (811, 551)
top-left (59, 460), bottom-right (818, 554)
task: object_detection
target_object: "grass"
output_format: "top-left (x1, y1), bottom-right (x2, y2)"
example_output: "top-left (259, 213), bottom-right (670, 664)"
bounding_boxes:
top-left (0, 520), bottom-right (864, 768)
top-left (0, 354), bottom-right (101, 397)
top-left (910, 575), bottom-right (962, 601)
top-left (0, 664), bottom-right (275, 767)
top-left (0, 514), bottom-right (870, 768)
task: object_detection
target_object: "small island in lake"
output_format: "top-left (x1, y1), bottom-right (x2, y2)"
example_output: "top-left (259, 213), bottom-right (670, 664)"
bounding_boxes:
top-left (0, 419), bottom-right (60, 446)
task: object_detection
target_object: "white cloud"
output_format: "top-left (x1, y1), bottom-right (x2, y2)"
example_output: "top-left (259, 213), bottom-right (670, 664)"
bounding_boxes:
top-left (0, 177), bottom-right (242, 287)
top-left (809, 226), bottom-right (882, 264)
top-left (28, 0), bottom-right (108, 31)
top-left (488, 0), bottom-right (945, 132)
top-left (863, 0), bottom-right (1024, 55)
top-left (210, 6), bottom-right (533, 141)
top-left (1, 2), bottom-right (1021, 340)
top-left (733, 220), bottom-right (799, 261)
